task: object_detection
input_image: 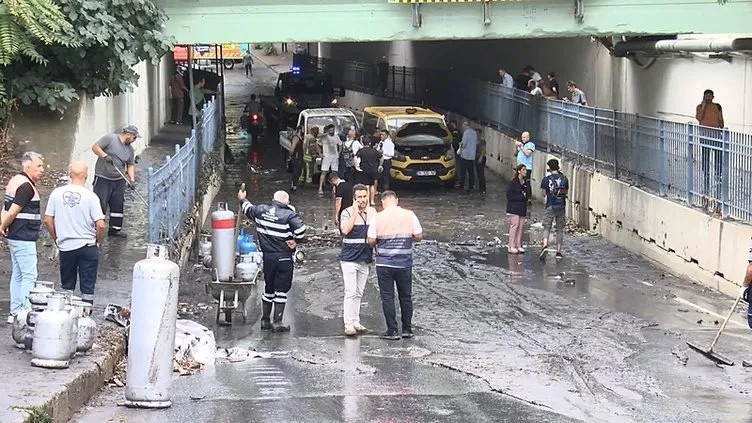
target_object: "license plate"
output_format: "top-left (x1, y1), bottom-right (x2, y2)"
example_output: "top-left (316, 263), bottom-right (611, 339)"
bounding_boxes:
top-left (416, 170), bottom-right (436, 176)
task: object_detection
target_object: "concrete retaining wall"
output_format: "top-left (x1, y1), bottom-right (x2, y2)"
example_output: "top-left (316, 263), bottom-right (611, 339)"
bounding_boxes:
top-left (10, 54), bottom-right (173, 186)
top-left (339, 90), bottom-right (751, 297)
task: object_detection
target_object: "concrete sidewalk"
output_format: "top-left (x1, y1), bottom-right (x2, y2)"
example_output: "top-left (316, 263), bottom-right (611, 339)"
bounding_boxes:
top-left (0, 123), bottom-right (191, 423)
top-left (250, 46), bottom-right (293, 73)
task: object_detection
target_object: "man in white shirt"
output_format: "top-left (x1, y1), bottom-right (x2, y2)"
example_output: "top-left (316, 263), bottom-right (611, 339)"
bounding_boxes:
top-left (317, 124), bottom-right (342, 195)
top-left (378, 129), bottom-right (395, 191)
top-left (498, 67), bottom-right (514, 89)
top-left (43, 161), bottom-right (105, 304)
top-left (341, 129), bottom-right (362, 182)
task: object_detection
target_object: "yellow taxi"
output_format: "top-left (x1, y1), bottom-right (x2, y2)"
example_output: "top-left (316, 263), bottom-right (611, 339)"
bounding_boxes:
top-left (361, 106), bottom-right (455, 184)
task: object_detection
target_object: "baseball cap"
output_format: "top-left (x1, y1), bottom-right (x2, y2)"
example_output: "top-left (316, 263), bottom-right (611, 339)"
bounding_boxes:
top-left (121, 125), bottom-right (142, 138)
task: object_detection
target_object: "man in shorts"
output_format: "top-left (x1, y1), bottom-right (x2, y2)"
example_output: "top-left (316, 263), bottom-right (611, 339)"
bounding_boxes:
top-left (317, 124), bottom-right (342, 196)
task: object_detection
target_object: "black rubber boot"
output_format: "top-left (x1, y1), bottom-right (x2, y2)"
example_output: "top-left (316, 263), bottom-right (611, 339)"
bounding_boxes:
top-left (260, 301), bottom-right (273, 331)
top-left (272, 302), bottom-right (290, 333)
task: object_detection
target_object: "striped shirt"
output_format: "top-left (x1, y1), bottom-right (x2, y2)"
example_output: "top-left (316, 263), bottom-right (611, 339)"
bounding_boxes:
top-left (340, 207), bottom-right (374, 263)
top-left (241, 199), bottom-right (306, 255)
top-left (367, 205), bottom-right (422, 268)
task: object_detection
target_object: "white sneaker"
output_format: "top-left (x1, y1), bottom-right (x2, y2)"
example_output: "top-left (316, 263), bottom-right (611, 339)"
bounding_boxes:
top-left (344, 325), bottom-right (357, 336)
top-left (7, 314), bottom-right (15, 324)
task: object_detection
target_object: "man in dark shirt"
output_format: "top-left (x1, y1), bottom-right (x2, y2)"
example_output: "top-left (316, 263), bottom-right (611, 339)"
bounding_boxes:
top-left (515, 68), bottom-right (531, 91)
top-left (329, 172), bottom-right (353, 226)
top-left (354, 136), bottom-right (383, 206)
top-left (1, 152), bottom-right (44, 323)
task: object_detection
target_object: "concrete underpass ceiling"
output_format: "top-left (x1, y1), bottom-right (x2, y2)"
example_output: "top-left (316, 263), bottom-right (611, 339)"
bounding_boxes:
top-left (156, 0), bottom-right (752, 44)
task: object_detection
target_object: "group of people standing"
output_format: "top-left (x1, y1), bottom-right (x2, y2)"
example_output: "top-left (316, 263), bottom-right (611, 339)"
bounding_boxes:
top-left (288, 125), bottom-right (395, 206)
top-left (2, 125), bottom-right (141, 324)
top-left (505, 130), bottom-right (569, 259)
top-left (238, 183), bottom-right (421, 339)
top-left (498, 65), bottom-right (588, 106)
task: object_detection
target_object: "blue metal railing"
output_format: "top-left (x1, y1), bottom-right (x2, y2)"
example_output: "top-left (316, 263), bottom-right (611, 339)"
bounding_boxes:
top-left (146, 94), bottom-right (221, 243)
top-left (304, 55), bottom-right (752, 222)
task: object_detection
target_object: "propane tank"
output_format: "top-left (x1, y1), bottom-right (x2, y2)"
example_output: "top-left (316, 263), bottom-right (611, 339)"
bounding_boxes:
top-left (26, 284), bottom-right (54, 351)
top-left (67, 301), bottom-right (81, 358)
top-left (31, 293), bottom-right (75, 369)
top-left (212, 202), bottom-right (236, 281)
top-left (235, 255), bottom-right (259, 282)
top-left (198, 234), bottom-right (212, 259)
top-left (73, 301), bottom-right (96, 352)
top-left (125, 244), bottom-right (179, 409)
top-left (11, 310), bottom-right (29, 348)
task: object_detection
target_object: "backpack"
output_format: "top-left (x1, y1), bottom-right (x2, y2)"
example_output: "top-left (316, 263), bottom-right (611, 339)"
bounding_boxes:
top-left (342, 140), bottom-right (357, 167)
top-left (553, 174), bottom-right (568, 198)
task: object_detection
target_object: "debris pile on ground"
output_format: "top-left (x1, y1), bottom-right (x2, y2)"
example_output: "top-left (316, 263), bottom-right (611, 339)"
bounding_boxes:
top-left (305, 229), bottom-right (341, 248)
top-left (565, 220), bottom-right (590, 236)
top-left (106, 358), bottom-right (127, 388)
top-left (177, 302), bottom-right (211, 318)
top-left (104, 304), bottom-right (131, 328)
top-left (174, 320), bottom-right (217, 366)
top-left (173, 358), bottom-right (202, 376)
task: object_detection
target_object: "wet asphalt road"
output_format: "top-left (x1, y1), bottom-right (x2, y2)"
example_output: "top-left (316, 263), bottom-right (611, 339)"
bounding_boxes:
top-left (72, 64), bottom-right (752, 423)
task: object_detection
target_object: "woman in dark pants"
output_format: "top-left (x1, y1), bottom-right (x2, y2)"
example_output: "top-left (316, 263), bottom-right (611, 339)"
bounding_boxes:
top-left (506, 164), bottom-right (528, 254)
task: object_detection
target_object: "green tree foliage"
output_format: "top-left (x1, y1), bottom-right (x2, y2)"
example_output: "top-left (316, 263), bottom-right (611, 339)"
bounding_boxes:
top-left (2, 0), bottom-right (172, 113)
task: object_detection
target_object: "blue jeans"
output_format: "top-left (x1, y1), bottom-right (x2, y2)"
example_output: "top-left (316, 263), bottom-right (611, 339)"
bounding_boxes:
top-left (60, 244), bottom-right (99, 304)
top-left (7, 239), bottom-right (37, 314)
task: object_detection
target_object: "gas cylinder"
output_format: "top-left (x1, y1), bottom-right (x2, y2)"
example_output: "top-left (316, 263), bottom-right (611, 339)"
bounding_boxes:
top-left (235, 255), bottom-right (259, 282)
top-left (11, 310), bottom-right (29, 348)
top-left (73, 301), bottom-right (96, 352)
top-left (66, 302), bottom-right (81, 357)
top-left (31, 293), bottom-right (75, 369)
top-left (198, 234), bottom-right (212, 259)
top-left (212, 202), bottom-right (236, 281)
top-left (125, 244), bottom-right (179, 409)
top-left (26, 284), bottom-right (54, 351)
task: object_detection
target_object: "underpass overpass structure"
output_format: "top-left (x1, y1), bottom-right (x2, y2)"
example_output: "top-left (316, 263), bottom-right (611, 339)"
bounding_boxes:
top-left (156, 0), bottom-right (752, 44)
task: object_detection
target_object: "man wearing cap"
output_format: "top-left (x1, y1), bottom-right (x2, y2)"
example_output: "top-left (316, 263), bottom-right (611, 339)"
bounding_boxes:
top-left (91, 125), bottom-right (138, 238)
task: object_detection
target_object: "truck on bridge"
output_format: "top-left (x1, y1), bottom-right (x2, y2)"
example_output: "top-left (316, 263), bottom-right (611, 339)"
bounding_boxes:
top-left (262, 71), bottom-right (345, 131)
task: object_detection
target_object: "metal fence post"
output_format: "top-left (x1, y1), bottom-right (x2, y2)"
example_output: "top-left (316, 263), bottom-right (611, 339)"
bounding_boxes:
top-left (722, 128), bottom-right (730, 216)
top-left (147, 167), bottom-right (154, 243)
top-left (593, 109), bottom-right (598, 170)
top-left (402, 66), bottom-right (406, 100)
top-left (391, 65), bottom-right (395, 97)
top-left (613, 110), bottom-right (618, 179)
top-left (686, 123), bottom-right (694, 205)
top-left (659, 119), bottom-right (666, 196)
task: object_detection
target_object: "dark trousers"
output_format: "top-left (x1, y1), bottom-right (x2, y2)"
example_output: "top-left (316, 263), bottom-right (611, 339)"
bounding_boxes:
top-left (380, 160), bottom-right (392, 191)
top-left (523, 171), bottom-right (532, 200)
top-left (93, 177), bottom-right (125, 232)
top-left (171, 97), bottom-right (184, 123)
top-left (60, 245), bottom-right (98, 304)
top-left (245, 64), bottom-right (253, 77)
top-left (376, 266), bottom-right (413, 332)
top-left (458, 158), bottom-right (475, 191)
top-left (262, 255), bottom-right (294, 305)
top-left (291, 156), bottom-right (303, 188)
top-left (476, 156), bottom-right (486, 192)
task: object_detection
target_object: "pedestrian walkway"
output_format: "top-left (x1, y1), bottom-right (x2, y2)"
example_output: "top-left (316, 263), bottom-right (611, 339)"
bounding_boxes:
top-left (0, 123), bottom-right (190, 423)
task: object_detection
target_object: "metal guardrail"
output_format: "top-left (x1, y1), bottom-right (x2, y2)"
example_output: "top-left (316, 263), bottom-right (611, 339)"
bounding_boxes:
top-left (146, 95), bottom-right (221, 243)
top-left (298, 54), bottom-right (752, 222)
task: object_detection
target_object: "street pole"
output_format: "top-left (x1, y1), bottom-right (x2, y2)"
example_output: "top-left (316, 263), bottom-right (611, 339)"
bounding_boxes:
top-left (188, 45), bottom-right (197, 129)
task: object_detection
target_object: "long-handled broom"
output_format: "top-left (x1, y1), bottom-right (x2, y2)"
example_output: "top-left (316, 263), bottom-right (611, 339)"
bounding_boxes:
top-left (686, 293), bottom-right (743, 366)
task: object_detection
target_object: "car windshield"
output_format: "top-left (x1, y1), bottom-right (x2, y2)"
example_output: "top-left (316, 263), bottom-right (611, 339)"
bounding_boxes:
top-left (387, 117), bottom-right (444, 131)
top-left (288, 76), bottom-right (332, 93)
top-left (307, 115), bottom-right (358, 133)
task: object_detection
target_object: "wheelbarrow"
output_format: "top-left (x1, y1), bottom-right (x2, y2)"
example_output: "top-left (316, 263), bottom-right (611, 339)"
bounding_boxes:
top-left (205, 268), bottom-right (261, 325)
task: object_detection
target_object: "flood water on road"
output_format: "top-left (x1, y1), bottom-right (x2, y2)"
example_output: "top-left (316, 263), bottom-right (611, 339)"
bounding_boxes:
top-left (73, 65), bottom-right (752, 423)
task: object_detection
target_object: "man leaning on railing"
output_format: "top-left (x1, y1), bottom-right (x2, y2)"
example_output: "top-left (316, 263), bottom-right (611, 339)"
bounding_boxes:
top-left (695, 89), bottom-right (725, 214)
